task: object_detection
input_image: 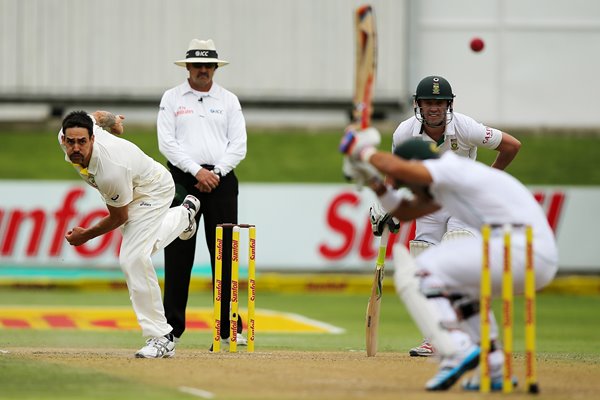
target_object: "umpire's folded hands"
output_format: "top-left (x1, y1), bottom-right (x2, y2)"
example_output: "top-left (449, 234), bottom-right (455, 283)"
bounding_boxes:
top-left (194, 168), bottom-right (220, 192)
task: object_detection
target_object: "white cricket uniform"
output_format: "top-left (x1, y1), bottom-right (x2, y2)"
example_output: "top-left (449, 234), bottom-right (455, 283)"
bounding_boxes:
top-left (392, 113), bottom-right (503, 243)
top-left (59, 123), bottom-right (190, 337)
top-left (416, 152), bottom-right (558, 299)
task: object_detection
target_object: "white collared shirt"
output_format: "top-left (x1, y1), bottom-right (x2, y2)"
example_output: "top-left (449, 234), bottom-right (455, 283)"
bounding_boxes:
top-left (391, 112), bottom-right (502, 159)
top-left (157, 80), bottom-right (247, 177)
top-left (59, 121), bottom-right (166, 208)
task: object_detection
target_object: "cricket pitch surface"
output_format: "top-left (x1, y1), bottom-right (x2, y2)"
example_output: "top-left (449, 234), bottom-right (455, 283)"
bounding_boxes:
top-left (5, 348), bottom-right (597, 400)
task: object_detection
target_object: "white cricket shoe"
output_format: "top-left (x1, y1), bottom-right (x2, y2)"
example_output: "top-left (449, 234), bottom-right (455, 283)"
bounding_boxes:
top-left (235, 333), bottom-right (248, 346)
top-left (179, 219), bottom-right (197, 240)
top-left (409, 338), bottom-right (435, 357)
top-left (222, 333), bottom-right (248, 346)
top-left (179, 195), bottom-right (200, 240)
top-left (135, 335), bottom-right (176, 358)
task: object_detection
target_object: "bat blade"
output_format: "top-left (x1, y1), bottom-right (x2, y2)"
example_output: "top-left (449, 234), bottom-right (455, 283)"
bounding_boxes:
top-left (353, 4), bottom-right (377, 129)
top-left (366, 229), bottom-right (389, 357)
top-left (366, 266), bottom-right (383, 356)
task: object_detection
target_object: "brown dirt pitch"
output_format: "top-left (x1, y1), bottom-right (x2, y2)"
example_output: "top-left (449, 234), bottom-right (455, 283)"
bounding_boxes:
top-left (10, 347), bottom-right (599, 400)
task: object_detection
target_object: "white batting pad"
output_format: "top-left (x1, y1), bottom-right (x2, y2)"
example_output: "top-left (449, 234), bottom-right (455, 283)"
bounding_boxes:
top-left (409, 240), bottom-right (433, 257)
top-left (393, 244), bottom-right (458, 356)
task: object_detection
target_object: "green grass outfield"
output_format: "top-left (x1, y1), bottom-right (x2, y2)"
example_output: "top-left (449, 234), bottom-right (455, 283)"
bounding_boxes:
top-left (2, 127), bottom-right (600, 184)
top-left (2, 127), bottom-right (599, 398)
top-left (0, 288), bottom-right (599, 399)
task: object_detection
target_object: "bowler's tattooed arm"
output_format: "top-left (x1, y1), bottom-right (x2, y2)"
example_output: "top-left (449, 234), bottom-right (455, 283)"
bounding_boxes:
top-left (92, 110), bottom-right (125, 135)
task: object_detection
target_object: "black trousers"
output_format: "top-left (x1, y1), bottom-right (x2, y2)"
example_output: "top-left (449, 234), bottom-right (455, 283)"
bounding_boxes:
top-left (163, 163), bottom-right (241, 339)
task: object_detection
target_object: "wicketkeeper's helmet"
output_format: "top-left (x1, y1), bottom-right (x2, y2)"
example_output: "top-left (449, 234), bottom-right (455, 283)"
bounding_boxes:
top-left (414, 76), bottom-right (455, 101)
top-left (413, 76), bottom-right (455, 127)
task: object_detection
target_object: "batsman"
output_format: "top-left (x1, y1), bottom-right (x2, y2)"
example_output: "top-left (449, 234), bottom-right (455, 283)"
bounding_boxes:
top-left (340, 130), bottom-right (558, 391)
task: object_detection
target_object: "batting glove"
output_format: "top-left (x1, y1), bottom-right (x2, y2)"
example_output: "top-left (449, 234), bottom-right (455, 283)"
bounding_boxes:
top-left (343, 157), bottom-right (382, 190)
top-left (369, 202), bottom-right (400, 236)
top-left (339, 127), bottom-right (381, 162)
top-left (387, 216), bottom-right (401, 234)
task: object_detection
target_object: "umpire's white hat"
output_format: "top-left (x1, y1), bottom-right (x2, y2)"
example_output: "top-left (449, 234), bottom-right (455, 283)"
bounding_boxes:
top-left (174, 39), bottom-right (229, 67)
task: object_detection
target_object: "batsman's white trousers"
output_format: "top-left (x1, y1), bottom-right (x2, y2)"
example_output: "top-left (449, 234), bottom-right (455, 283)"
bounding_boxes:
top-left (416, 231), bottom-right (558, 299)
top-left (119, 170), bottom-right (189, 337)
top-left (412, 230), bottom-right (557, 347)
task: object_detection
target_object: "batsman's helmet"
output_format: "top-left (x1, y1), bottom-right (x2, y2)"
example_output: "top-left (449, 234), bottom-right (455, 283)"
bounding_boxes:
top-left (413, 76), bottom-right (455, 127)
top-left (393, 139), bottom-right (440, 161)
top-left (392, 139), bottom-right (440, 191)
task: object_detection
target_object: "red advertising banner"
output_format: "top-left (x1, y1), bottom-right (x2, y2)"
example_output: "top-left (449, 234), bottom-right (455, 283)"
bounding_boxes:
top-left (0, 181), bottom-right (596, 273)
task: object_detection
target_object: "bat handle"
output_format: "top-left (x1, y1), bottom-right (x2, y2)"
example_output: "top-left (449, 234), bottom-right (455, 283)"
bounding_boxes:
top-left (377, 228), bottom-right (390, 265)
top-left (380, 228), bottom-right (390, 245)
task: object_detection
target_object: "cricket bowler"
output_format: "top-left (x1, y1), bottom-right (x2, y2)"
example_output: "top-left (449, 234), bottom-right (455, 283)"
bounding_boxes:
top-left (58, 110), bottom-right (199, 358)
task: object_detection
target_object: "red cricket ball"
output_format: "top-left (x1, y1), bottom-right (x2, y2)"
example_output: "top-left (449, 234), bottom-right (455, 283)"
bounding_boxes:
top-left (470, 37), bottom-right (485, 53)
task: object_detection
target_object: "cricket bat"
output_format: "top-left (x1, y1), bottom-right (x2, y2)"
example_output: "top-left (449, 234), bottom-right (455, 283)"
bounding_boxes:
top-left (366, 228), bottom-right (389, 357)
top-left (353, 4), bottom-right (377, 129)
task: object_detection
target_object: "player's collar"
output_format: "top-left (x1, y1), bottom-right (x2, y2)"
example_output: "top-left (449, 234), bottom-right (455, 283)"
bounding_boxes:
top-left (183, 80), bottom-right (221, 100)
top-left (413, 119), bottom-right (457, 145)
top-left (415, 124), bottom-right (444, 146)
top-left (70, 163), bottom-right (88, 176)
top-left (85, 145), bottom-right (99, 175)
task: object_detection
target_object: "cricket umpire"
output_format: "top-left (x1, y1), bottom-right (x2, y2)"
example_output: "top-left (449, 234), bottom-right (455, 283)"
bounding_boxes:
top-left (157, 39), bottom-right (248, 346)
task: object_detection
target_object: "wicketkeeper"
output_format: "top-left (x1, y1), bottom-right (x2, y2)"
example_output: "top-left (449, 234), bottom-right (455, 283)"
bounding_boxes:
top-left (371, 76), bottom-right (522, 357)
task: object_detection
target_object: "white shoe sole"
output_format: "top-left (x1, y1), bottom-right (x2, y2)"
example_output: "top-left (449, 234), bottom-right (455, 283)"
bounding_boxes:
top-left (179, 219), bottom-right (197, 240)
top-left (135, 351), bottom-right (175, 359)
